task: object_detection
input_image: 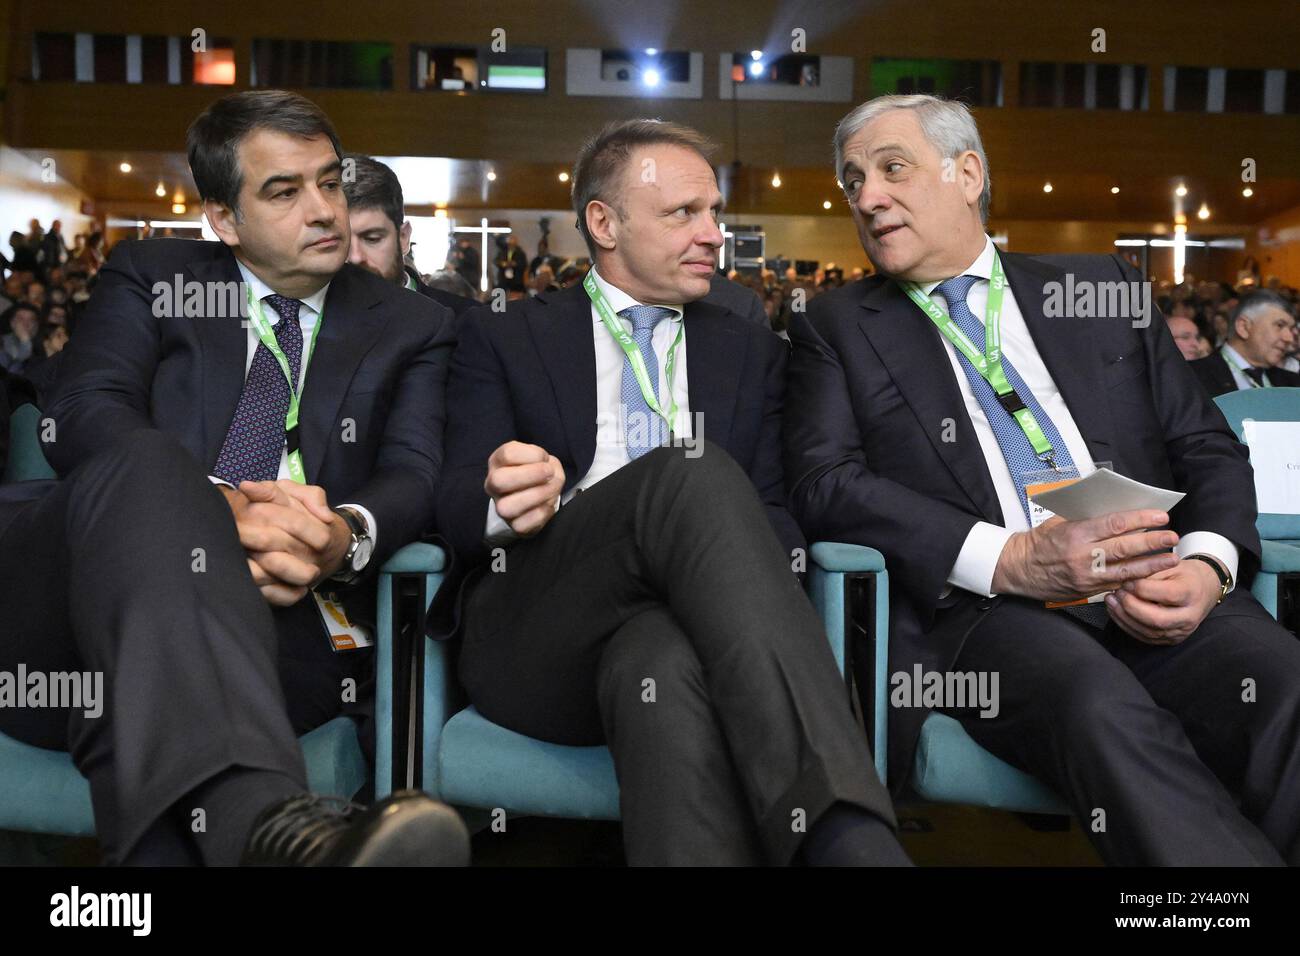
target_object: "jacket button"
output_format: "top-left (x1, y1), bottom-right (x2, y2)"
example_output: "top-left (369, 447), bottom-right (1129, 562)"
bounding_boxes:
top-left (976, 600), bottom-right (993, 612)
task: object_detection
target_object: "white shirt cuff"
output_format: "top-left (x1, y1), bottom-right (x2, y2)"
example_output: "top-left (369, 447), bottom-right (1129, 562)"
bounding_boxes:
top-left (485, 498), bottom-right (519, 546)
top-left (946, 521), bottom-right (1019, 598)
top-left (1176, 531), bottom-right (1240, 594)
top-left (338, 502), bottom-right (378, 553)
top-left (484, 496), bottom-right (561, 546)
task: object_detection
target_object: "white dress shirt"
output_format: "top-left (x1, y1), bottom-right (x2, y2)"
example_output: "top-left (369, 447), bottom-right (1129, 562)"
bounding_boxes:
top-left (209, 261), bottom-right (377, 549)
top-left (1221, 343), bottom-right (1270, 390)
top-left (486, 267), bottom-right (690, 542)
top-left (938, 237), bottom-right (1237, 597)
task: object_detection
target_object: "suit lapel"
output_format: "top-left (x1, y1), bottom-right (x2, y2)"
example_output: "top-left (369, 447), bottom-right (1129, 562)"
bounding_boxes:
top-left (298, 268), bottom-right (387, 483)
top-left (859, 279), bottom-right (1003, 522)
top-left (683, 300), bottom-right (745, 449)
top-left (1000, 253), bottom-right (1116, 462)
top-left (189, 249), bottom-right (248, 469)
top-left (529, 285), bottom-right (598, 479)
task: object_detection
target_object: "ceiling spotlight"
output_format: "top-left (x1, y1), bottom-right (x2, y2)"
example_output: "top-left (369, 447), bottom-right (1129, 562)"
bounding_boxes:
top-left (750, 50), bottom-right (763, 61)
top-left (119, 162), bottom-right (132, 173)
top-left (1197, 203), bottom-right (1210, 220)
top-left (1242, 187), bottom-right (1254, 197)
top-left (171, 202), bottom-right (186, 215)
top-left (558, 171), bottom-right (570, 183)
top-left (155, 182), bottom-right (166, 197)
top-left (749, 60), bottom-right (764, 77)
top-left (1042, 182), bottom-right (1053, 193)
top-left (1110, 186), bottom-right (1120, 194)
top-left (643, 67), bottom-right (661, 87)
top-left (645, 48), bottom-right (658, 56)
top-left (1175, 183), bottom-right (1188, 197)
top-left (771, 172), bottom-right (782, 188)
top-left (822, 200), bottom-right (832, 210)
top-left (486, 170), bottom-right (497, 182)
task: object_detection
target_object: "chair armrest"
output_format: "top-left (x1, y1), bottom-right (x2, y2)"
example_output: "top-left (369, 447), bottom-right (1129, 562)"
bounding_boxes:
top-left (1260, 539), bottom-right (1300, 574)
top-left (376, 543), bottom-right (448, 798)
top-left (807, 542), bottom-right (890, 784)
top-left (379, 541), bottom-right (447, 574)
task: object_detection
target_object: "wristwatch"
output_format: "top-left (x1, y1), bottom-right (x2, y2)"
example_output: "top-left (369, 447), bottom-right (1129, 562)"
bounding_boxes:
top-left (1184, 553), bottom-right (1232, 604)
top-left (331, 506), bottom-right (374, 585)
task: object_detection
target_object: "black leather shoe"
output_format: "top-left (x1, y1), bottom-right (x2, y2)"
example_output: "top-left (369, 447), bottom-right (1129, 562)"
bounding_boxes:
top-left (240, 790), bottom-right (470, 866)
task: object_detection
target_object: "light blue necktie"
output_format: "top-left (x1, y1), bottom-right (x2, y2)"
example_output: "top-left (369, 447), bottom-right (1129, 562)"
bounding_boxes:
top-left (619, 305), bottom-right (675, 460)
top-left (934, 276), bottom-right (1106, 627)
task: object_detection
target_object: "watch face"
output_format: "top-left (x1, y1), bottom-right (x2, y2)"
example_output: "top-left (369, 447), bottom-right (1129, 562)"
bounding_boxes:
top-left (353, 537), bottom-right (375, 571)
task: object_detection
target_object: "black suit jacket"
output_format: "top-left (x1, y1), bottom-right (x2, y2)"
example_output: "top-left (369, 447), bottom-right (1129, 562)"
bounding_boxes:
top-left (784, 250), bottom-right (1261, 791)
top-left (428, 280), bottom-right (804, 639)
top-left (44, 238), bottom-right (455, 625)
top-left (705, 274), bottom-right (768, 326)
top-left (406, 267), bottom-right (479, 316)
top-left (1189, 349), bottom-right (1300, 398)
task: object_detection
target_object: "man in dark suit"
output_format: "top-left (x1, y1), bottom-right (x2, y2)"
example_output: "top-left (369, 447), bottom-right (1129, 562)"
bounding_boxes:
top-left (705, 272), bottom-right (767, 326)
top-left (431, 118), bottom-right (904, 866)
top-left (785, 93), bottom-right (1300, 865)
top-left (1, 90), bottom-right (466, 866)
top-left (341, 154), bottom-right (479, 316)
top-left (1189, 289), bottom-right (1300, 396)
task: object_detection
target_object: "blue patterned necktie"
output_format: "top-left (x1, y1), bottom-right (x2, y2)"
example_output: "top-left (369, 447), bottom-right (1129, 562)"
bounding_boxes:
top-left (934, 275), bottom-right (1107, 627)
top-left (619, 305), bottom-right (675, 460)
top-left (213, 294), bottom-right (304, 484)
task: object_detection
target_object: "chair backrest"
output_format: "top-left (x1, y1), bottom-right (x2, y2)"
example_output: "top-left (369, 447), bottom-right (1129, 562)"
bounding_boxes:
top-left (1213, 388), bottom-right (1300, 541)
top-left (2, 404), bottom-right (57, 483)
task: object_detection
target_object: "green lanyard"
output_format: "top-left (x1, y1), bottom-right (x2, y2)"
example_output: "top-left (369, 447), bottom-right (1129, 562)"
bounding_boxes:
top-left (584, 271), bottom-right (684, 432)
top-left (899, 253), bottom-right (1056, 464)
top-left (244, 287), bottom-right (323, 484)
top-left (1221, 346), bottom-right (1264, 388)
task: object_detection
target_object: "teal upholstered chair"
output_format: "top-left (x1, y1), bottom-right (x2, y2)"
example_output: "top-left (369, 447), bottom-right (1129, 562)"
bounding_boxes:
top-left (1212, 388), bottom-right (1300, 629)
top-left (0, 405), bottom-right (373, 839)
top-left (808, 542), bottom-right (1069, 815)
top-left (378, 548), bottom-right (854, 824)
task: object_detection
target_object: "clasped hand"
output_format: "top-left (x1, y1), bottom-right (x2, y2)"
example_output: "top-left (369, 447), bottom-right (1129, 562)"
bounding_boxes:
top-left (991, 509), bottom-right (1223, 646)
top-left (219, 480), bottom-right (351, 606)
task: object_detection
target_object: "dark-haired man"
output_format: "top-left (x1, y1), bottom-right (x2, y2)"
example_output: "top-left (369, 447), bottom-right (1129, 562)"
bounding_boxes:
top-left (1, 89), bottom-right (467, 866)
top-left (342, 154), bottom-right (478, 315)
top-left (431, 118), bottom-right (904, 866)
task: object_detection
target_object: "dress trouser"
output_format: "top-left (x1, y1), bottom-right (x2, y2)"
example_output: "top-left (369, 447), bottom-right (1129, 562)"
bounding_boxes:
top-left (458, 441), bottom-right (896, 865)
top-left (936, 592), bottom-right (1300, 865)
top-left (0, 430), bottom-right (362, 862)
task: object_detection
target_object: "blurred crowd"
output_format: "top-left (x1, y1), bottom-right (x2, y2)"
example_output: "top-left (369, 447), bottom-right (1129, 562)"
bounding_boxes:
top-left (1, 219), bottom-right (105, 395)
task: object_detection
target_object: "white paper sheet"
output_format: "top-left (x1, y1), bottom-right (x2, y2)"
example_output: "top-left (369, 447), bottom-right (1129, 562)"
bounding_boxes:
top-left (1028, 468), bottom-right (1185, 521)
top-left (1242, 420), bottom-right (1300, 515)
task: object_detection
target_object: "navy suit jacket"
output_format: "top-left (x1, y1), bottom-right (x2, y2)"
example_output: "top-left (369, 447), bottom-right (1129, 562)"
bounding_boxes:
top-left (428, 279), bottom-right (803, 638)
top-left (784, 250), bottom-right (1261, 790)
top-left (43, 238), bottom-right (455, 624)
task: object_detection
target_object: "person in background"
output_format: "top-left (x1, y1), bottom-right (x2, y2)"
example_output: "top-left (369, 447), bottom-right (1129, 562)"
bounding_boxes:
top-left (1, 302), bottom-right (39, 372)
top-left (342, 153), bottom-right (478, 316)
top-left (1165, 314), bottom-right (1203, 362)
top-left (1189, 290), bottom-right (1300, 396)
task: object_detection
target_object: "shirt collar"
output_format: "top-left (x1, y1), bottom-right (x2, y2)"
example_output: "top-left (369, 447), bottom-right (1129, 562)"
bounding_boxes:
top-left (1222, 343), bottom-right (1255, 371)
top-left (235, 259), bottom-right (331, 319)
top-left (589, 267), bottom-right (684, 324)
top-left (919, 235), bottom-right (996, 296)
